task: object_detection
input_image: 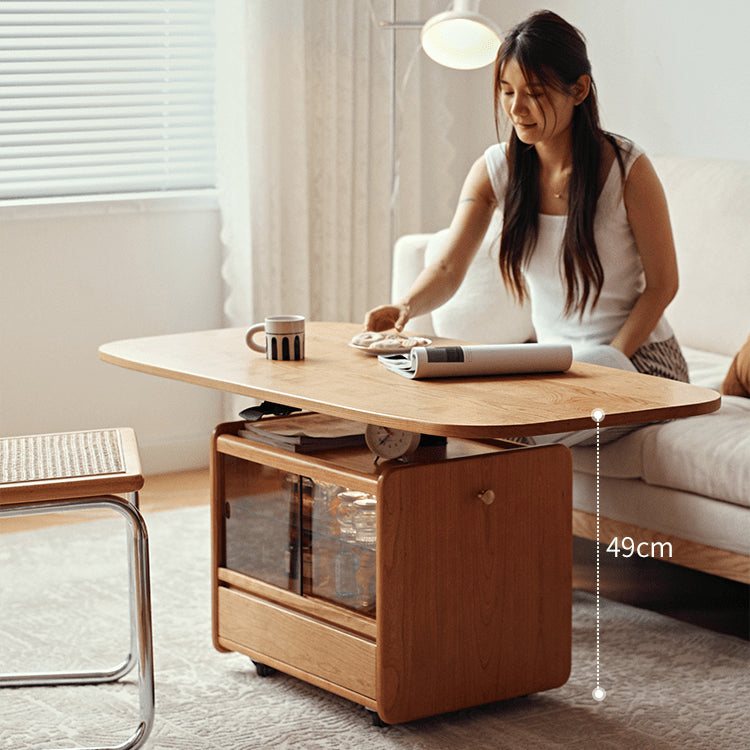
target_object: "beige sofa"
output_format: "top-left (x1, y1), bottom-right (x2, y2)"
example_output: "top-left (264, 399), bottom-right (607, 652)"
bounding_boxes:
top-left (391, 155), bottom-right (750, 583)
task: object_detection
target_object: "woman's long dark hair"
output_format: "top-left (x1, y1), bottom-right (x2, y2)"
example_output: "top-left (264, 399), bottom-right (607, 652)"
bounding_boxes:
top-left (494, 10), bottom-right (626, 317)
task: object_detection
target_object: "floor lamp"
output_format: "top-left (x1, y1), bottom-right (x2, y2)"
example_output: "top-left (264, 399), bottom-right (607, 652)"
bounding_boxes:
top-left (379, 0), bottom-right (502, 256)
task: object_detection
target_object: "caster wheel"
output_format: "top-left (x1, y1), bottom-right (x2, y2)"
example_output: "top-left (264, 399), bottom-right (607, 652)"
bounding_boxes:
top-left (367, 709), bottom-right (388, 727)
top-left (251, 659), bottom-right (276, 677)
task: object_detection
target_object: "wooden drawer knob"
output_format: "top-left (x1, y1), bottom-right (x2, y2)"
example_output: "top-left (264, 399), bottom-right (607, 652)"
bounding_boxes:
top-left (478, 489), bottom-right (495, 505)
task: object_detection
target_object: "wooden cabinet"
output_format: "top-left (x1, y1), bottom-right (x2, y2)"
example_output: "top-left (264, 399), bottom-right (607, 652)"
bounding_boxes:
top-left (211, 421), bottom-right (572, 724)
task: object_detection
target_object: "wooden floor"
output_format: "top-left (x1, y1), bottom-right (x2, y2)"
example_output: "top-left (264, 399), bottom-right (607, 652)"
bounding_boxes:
top-left (2, 469), bottom-right (747, 639)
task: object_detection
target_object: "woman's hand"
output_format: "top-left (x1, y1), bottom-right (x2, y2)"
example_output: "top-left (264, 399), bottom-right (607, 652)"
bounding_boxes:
top-left (363, 303), bottom-right (410, 332)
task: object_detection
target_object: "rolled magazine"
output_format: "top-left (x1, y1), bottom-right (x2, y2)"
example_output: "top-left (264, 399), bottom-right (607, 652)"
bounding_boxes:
top-left (378, 343), bottom-right (573, 379)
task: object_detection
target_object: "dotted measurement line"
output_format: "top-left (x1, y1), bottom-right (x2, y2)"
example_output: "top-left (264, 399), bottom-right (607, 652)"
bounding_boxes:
top-left (591, 408), bottom-right (606, 703)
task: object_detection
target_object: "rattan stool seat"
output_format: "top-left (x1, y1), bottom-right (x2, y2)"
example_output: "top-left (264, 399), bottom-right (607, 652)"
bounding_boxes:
top-left (0, 427), bottom-right (154, 750)
top-left (2, 429), bottom-right (124, 482)
top-left (0, 427), bottom-right (144, 505)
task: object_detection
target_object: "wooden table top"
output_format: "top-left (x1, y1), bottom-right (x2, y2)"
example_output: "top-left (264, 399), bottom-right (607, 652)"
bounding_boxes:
top-left (99, 321), bottom-right (720, 439)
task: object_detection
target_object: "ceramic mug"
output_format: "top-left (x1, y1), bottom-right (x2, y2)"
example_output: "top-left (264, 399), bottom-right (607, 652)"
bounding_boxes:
top-left (245, 315), bottom-right (305, 361)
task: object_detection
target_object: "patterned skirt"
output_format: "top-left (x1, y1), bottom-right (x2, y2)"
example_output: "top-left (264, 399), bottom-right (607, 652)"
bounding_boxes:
top-left (629, 335), bottom-right (689, 383)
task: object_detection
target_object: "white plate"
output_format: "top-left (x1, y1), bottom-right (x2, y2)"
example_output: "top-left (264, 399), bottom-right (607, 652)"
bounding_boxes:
top-left (348, 339), bottom-right (432, 357)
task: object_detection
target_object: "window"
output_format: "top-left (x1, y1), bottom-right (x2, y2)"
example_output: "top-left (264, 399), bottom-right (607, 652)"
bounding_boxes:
top-left (0, 0), bottom-right (216, 202)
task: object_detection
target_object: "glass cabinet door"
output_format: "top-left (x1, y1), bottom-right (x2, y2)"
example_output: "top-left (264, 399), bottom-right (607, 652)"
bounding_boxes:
top-left (223, 455), bottom-right (308, 591)
top-left (223, 455), bottom-right (376, 616)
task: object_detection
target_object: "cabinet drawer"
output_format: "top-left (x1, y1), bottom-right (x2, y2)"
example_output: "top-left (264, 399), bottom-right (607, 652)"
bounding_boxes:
top-left (217, 586), bottom-right (376, 700)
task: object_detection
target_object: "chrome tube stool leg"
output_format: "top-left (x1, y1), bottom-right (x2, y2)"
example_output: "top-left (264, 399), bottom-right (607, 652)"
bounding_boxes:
top-left (0, 496), bottom-right (154, 749)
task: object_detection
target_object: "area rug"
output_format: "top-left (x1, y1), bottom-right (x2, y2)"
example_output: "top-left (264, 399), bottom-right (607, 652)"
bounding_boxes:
top-left (1, 506), bottom-right (748, 749)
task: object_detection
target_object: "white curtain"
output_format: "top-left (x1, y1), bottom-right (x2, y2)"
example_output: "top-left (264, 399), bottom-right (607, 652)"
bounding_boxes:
top-left (216, 0), bottom-right (496, 331)
top-left (218, 0), bottom-right (392, 328)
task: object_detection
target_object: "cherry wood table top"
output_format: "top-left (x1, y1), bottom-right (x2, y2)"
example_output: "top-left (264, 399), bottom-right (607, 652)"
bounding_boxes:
top-left (99, 321), bottom-right (720, 439)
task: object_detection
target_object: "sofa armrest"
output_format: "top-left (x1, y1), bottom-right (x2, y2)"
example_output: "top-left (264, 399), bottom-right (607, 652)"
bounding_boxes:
top-left (390, 233), bottom-right (436, 336)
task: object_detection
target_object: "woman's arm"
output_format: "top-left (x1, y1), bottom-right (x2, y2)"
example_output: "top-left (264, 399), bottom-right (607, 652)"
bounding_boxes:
top-left (364, 156), bottom-right (498, 331)
top-left (609, 154), bottom-right (679, 358)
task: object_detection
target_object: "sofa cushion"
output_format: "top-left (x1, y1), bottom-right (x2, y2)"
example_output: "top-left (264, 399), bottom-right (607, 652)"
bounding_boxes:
top-left (572, 471), bottom-right (750, 556)
top-left (652, 156), bottom-right (750, 358)
top-left (571, 429), bottom-right (646, 480)
top-left (682, 346), bottom-right (734, 391)
top-left (424, 214), bottom-right (535, 345)
top-left (639, 396), bottom-right (750, 508)
top-left (571, 346), bottom-right (716, 479)
top-left (573, 395), bottom-right (750, 509)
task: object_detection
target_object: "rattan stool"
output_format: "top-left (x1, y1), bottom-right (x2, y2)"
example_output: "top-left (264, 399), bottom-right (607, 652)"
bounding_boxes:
top-left (0, 428), bottom-right (154, 750)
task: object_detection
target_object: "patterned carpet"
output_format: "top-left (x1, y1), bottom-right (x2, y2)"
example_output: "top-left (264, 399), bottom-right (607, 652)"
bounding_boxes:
top-left (1, 506), bottom-right (748, 749)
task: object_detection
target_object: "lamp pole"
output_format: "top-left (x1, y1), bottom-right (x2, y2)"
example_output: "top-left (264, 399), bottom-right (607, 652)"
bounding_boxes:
top-left (380, 3), bottom-right (422, 264)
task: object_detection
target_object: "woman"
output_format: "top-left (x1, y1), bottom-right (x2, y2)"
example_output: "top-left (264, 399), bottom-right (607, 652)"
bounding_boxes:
top-left (364, 11), bottom-right (688, 443)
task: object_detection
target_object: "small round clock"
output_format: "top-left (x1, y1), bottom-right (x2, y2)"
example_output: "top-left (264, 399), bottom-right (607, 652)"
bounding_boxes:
top-left (365, 424), bottom-right (421, 461)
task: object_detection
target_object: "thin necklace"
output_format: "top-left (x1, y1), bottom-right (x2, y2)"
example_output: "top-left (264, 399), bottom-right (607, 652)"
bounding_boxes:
top-left (553, 171), bottom-right (571, 199)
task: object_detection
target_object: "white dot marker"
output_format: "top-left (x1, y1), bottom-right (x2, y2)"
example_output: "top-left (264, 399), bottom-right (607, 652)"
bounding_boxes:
top-left (592, 686), bottom-right (607, 702)
top-left (591, 408), bottom-right (605, 423)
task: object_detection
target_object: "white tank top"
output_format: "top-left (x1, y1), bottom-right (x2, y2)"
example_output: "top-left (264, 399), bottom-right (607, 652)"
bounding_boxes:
top-left (484, 140), bottom-right (674, 347)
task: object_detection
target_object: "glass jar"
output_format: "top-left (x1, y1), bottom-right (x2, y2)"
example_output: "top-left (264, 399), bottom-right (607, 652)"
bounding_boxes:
top-left (334, 544), bottom-right (359, 599)
top-left (353, 496), bottom-right (377, 609)
top-left (353, 496), bottom-right (377, 549)
top-left (313, 480), bottom-right (344, 513)
top-left (335, 490), bottom-right (369, 541)
top-left (310, 481), bottom-right (343, 596)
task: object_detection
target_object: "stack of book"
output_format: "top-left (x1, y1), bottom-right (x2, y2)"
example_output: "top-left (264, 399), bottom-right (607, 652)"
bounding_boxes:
top-left (238, 412), bottom-right (366, 453)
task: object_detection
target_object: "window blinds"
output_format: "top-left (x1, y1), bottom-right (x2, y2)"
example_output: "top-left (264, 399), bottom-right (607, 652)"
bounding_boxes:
top-left (0, 0), bottom-right (216, 201)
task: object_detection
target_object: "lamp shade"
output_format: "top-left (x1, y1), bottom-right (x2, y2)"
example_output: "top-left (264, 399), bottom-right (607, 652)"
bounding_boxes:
top-left (420, 5), bottom-right (501, 70)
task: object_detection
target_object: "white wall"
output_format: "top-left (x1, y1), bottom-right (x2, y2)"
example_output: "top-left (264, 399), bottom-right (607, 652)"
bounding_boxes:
top-left (487, 0), bottom-right (750, 161)
top-left (0, 198), bottom-right (224, 474)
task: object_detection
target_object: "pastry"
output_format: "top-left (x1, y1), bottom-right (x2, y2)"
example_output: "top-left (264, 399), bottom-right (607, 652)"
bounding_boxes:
top-left (350, 331), bottom-right (430, 351)
top-left (368, 335), bottom-right (405, 350)
top-left (350, 331), bottom-right (384, 347)
top-left (399, 336), bottom-right (431, 348)
top-left (368, 335), bottom-right (430, 350)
